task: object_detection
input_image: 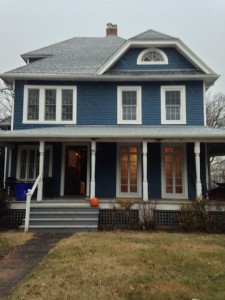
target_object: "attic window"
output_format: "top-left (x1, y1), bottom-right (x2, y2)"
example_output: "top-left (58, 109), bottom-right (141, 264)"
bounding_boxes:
top-left (137, 48), bottom-right (168, 65)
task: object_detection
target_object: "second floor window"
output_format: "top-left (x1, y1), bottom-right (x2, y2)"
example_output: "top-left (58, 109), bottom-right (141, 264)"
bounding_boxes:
top-left (161, 86), bottom-right (186, 124)
top-left (45, 89), bottom-right (56, 120)
top-left (117, 86), bottom-right (142, 124)
top-left (23, 85), bottom-right (77, 124)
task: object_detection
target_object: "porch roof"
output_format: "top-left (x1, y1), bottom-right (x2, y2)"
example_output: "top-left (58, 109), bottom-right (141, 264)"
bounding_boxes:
top-left (0, 125), bottom-right (225, 142)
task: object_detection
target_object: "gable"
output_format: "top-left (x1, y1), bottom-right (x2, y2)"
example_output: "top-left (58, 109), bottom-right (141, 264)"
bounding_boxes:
top-left (109, 47), bottom-right (196, 71)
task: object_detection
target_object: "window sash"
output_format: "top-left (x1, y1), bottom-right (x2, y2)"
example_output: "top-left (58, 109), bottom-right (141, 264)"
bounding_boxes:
top-left (62, 90), bottom-right (73, 120)
top-left (45, 89), bottom-right (56, 120)
top-left (121, 90), bottom-right (138, 121)
top-left (27, 89), bottom-right (39, 120)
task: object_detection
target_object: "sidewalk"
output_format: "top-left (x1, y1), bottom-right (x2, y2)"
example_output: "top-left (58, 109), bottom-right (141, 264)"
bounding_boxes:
top-left (0, 233), bottom-right (69, 299)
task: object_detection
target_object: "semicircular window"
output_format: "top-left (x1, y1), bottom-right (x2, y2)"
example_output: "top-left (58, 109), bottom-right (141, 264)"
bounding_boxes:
top-left (137, 48), bottom-right (168, 65)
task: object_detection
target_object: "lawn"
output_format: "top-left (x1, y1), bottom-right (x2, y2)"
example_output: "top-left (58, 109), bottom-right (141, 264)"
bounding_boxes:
top-left (5, 232), bottom-right (225, 300)
top-left (0, 231), bottom-right (33, 258)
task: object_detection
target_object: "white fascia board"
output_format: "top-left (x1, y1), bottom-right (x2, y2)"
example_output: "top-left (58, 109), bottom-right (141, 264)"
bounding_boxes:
top-left (95, 39), bottom-right (217, 76)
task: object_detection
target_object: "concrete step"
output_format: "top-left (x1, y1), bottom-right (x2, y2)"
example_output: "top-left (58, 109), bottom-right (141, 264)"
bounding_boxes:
top-left (20, 225), bottom-right (98, 233)
top-left (28, 218), bottom-right (99, 226)
top-left (21, 205), bottom-right (100, 233)
top-left (30, 212), bottom-right (99, 219)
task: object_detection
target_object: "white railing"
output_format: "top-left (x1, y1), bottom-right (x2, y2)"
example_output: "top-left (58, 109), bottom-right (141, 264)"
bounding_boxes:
top-left (24, 175), bottom-right (41, 232)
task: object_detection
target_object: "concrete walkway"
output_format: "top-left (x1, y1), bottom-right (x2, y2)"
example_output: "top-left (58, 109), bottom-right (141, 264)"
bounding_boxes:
top-left (0, 233), bottom-right (69, 299)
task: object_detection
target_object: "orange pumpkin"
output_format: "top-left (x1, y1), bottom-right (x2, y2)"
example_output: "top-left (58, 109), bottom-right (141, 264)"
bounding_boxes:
top-left (90, 197), bottom-right (99, 207)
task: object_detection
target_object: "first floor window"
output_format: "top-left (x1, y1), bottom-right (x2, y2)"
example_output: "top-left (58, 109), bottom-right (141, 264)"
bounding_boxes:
top-left (117, 86), bottom-right (142, 124)
top-left (161, 86), bottom-right (186, 124)
top-left (162, 145), bottom-right (187, 198)
top-left (17, 146), bottom-right (52, 181)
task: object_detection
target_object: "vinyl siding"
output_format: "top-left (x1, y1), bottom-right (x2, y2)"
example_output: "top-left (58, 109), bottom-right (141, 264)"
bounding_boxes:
top-left (148, 143), bottom-right (162, 198)
top-left (96, 142), bottom-right (117, 198)
top-left (110, 47), bottom-right (196, 71)
top-left (14, 80), bottom-right (204, 129)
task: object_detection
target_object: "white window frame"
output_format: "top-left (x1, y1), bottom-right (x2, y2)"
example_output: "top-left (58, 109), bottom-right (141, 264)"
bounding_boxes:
top-left (23, 85), bottom-right (77, 124)
top-left (137, 48), bottom-right (168, 65)
top-left (161, 144), bottom-right (188, 199)
top-left (117, 86), bottom-right (142, 124)
top-left (16, 145), bottom-right (53, 181)
top-left (116, 143), bottom-right (142, 198)
top-left (161, 85), bottom-right (186, 124)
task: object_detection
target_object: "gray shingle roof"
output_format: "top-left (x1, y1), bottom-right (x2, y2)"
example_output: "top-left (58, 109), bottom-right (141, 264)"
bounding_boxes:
top-left (130, 29), bottom-right (176, 40)
top-left (6, 36), bottom-right (125, 76)
top-left (0, 125), bottom-right (224, 141)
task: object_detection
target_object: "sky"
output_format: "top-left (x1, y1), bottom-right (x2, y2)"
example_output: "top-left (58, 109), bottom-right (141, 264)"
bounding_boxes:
top-left (0, 0), bottom-right (225, 94)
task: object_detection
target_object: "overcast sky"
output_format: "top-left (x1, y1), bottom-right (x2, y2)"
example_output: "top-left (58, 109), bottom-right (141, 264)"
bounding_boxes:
top-left (0, 0), bottom-right (224, 93)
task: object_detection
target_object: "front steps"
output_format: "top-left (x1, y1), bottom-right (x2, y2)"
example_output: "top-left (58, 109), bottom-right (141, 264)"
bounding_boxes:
top-left (20, 204), bottom-right (99, 233)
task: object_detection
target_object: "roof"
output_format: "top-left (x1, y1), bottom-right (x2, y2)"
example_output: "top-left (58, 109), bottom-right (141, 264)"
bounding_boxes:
top-left (130, 29), bottom-right (176, 40)
top-left (0, 116), bottom-right (11, 129)
top-left (0, 29), bottom-right (218, 86)
top-left (0, 125), bottom-right (224, 142)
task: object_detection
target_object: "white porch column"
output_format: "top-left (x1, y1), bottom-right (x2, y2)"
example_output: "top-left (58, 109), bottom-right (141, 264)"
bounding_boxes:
top-left (90, 140), bottom-right (96, 198)
top-left (194, 141), bottom-right (202, 199)
top-left (142, 141), bottom-right (148, 201)
top-left (37, 141), bottom-right (45, 201)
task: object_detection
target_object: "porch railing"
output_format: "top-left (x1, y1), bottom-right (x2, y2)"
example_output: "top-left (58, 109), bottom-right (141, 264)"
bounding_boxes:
top-left (24, 174), bottom-right (41, 232)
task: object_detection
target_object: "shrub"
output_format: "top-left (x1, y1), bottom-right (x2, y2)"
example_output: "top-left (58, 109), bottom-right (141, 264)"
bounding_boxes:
top-left (0, 189), bottom-right (10, 229)
top-left (177, 199), bottom-right (225, 233)
top-left (139, 201), bottom-right (157, 230)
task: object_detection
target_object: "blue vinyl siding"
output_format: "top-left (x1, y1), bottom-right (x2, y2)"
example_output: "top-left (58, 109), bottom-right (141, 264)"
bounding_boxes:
top-left (14, 80), bottom-right (204, 129)
top-left (52, 143), bottom-right (62, 197)
top-left (96, 142), bottom-right (117, 198)
top-left (110, 48), bottom-right (196, 71)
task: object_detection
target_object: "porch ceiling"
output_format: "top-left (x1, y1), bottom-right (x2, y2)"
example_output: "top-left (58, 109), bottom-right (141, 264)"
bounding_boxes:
top-left (0, 125), bottom-right (225, 142)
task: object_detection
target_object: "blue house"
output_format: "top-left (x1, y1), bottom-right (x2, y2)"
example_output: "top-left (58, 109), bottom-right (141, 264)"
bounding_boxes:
top-left (0, 24), bottom-right (224, 231)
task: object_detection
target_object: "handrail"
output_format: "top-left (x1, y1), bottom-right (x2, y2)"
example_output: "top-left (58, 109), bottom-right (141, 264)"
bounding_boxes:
top-left (24, 175), bottom-right (41, 232)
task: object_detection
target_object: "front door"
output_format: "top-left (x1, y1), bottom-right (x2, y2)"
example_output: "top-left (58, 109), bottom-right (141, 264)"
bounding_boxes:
top-left (117, 145), bottom-right (141, 198)
top-left (64, 146), bottom-right (87, 196)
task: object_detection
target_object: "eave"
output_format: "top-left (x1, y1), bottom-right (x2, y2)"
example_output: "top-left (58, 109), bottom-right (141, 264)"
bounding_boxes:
top-left (0, 73), bottom-right (219, 87)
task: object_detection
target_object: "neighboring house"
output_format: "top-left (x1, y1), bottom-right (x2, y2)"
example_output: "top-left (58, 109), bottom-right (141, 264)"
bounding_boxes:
top-left (0, 24), bottom-right (224, 230)
top-left (0, 116), bottom-right (11, 183)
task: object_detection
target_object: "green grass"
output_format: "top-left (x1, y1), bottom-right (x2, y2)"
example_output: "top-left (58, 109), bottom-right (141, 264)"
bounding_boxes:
top-left (5, 232), bottom-right (225, 300)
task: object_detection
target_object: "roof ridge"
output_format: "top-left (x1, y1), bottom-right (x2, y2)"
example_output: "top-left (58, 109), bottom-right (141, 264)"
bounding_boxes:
top-left (130, 29), bottom-right (176, 40)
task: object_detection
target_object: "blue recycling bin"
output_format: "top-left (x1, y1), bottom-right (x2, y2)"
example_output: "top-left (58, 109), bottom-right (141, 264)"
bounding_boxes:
top-left (15, 183), bottom-right (32, 201)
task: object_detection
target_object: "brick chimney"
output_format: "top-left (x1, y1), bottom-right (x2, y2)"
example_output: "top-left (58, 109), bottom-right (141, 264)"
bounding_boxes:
top-left (106, 23), bottom-right (117, 36)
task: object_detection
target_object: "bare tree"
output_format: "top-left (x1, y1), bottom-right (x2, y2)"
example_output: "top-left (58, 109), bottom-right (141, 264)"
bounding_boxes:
top-left (206, 92), bottom-right (225, 187)
top-left (0, 80), bottom-right (14, 120)
top-left (206, 92), bottom-right (225, 128)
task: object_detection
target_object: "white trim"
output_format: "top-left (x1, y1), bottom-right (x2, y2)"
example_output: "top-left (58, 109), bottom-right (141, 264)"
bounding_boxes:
top-left (16, 144), bottom-right (53, 181)
top-left (116, 143), bottom-right (142, 198)
top-left (161, 85), bottom-right (186, 124)
top-left (161, 143), bottom-right (188, 199)
top-left (23, 85), bottom-right (77, 124)
top-left (137, 48), bottom-right (168, 65)
top-left (96, 39), bottom-right (216, 75)
top-left (60, 142), bottom-right (90, 197)
top-left (8, 149), bottom-right (12, 177)
top-left (117, 86), bottom-right (142, 124)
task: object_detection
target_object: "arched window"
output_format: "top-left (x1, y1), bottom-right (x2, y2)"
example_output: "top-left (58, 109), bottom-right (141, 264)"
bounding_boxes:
top-left (137, 48), bottom-right (168, 65)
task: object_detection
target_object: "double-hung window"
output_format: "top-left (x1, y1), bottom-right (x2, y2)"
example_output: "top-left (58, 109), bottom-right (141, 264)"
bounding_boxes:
top-left (117, 86), bottom-right (142, 124)
top-left (17, 145), bottom-right (52, 181)
top-left (161, 86), bottom-right (186, 124)
top-left (23, 85), bottom-right (77, 124)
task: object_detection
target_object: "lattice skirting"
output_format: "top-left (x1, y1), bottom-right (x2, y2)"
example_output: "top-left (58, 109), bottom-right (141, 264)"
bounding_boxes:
top-left (1, 210), bottom-right (25, 228)
top-left (98, 209), bottom-right (139, 230)
top-left (155, 210), bottom-right (180, 228)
